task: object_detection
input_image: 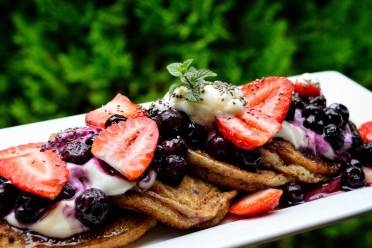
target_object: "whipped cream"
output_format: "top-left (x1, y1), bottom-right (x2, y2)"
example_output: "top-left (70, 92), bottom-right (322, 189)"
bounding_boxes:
top-left (154, 81), bottom-right (246, 126)
top-left (5, 158), bottom-right (134, 239)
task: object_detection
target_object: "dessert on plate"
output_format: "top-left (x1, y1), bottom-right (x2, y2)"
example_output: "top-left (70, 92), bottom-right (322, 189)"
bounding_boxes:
top-left (0, 59), bottom-right (371, 247)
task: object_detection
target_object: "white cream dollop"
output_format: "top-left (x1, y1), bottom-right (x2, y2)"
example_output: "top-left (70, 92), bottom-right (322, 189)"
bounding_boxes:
top-left (5, 158), bottom-right (135, 239)
top-left (167, 81), bottom-right (246, 126)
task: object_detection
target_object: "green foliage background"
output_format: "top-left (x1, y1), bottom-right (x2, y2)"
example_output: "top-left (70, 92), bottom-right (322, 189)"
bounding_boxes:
top-left (0, 0), bottom-right (371, 246)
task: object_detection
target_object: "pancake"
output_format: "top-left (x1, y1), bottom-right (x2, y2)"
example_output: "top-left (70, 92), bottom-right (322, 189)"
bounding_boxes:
top-left (187, 150), bottom-right (291, 191)
top-left (0, 210), bottom-right (156, 248)
top-left (112, 175), bottom-right (237, 229)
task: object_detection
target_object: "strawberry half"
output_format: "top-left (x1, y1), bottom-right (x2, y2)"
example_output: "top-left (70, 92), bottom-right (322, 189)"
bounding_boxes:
top-left (242, 77), bottom-right (294, 122)
top-left (293, 80), bottom-right (321, 97)
top-left (92, 116), bottom-right (159, 181)
top-left (216, 110), bottom-right (281, 151)
top-left (229, 188), bottom-right (283, 216)
top-left (0, 143), bottom-right (68, 199)
top-left (358, 121), bottom-right (372, 143)
top-left (85, 93), bottom-right (146, 129)
top-left (216, 77), bottom-right (292, 151)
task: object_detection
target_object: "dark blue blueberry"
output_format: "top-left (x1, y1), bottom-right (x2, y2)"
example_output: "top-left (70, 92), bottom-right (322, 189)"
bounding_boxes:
top-left (158, 137), bottom-right (187, 157)
top-left (341, 166), bottom-right (365, 190)
top-left (184, 121), bottom-right (207, 149)
top-left (323, 108), bottom-right (343, 127)
top-left (61, 142), bottom-right (92, 165)
top-left (158, 108), bottom-right (183, 137)
top-left (323, 124), bottom-right (344, 150)
top-left (231, 148), bottom-right (262, 172)
top-left (75, 188), bottom-right (111, 228)
top-left (206, 134), bottom-right (232, 160)
top-left (104, 114), bottom-right (127, 128)
top-left (0, 177), bottom-right (18, 218)
top-left (158, 155), bottom-right (188, 186)
top-left (351, 143), bottom-right (372, 165)
top-left (302, 105), bottom-right (324, 119)
top-left (15, 193), bottom-right (52, 224)
top-left (57, 183), bottom-right (76, 200)
top-left (329, 103), bottom-right (349, 126)
top-left (308, 95), bottom-right (327, 108)
top-left (281, 183), bottom-right (304, 206)
top-left (303, 115), bottom-right (324, 134)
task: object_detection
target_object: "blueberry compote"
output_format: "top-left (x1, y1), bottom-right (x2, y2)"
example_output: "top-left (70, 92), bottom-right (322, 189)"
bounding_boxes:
top-left (284, 91), bottom-right (369, 192)
top-left (43, 127), bottom-right (98, 164)
top-left (14, 193), bottom-right (53, 224)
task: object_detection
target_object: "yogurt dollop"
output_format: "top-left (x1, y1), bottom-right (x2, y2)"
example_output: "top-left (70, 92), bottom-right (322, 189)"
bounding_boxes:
top-left (153, 81), bottom-right (246, 127)
top-left (5, 158), bottom-right (134, 239)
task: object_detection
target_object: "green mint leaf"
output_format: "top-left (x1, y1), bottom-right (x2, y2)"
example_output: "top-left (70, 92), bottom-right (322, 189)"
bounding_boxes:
top-left (185, 81), bottom-right (201, 102)
top-left (189, 68), bottom-right (217, 82)
top-left (182, 59), bottom-right (193, 70)
top-left (166, 62), bottom-right (183, 77)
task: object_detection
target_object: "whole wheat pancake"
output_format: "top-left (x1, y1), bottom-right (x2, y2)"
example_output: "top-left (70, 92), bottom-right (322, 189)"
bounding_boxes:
top-left (112, 175), bottom-right (237, 229)
top-left (0, 210), bottom-right (156, 248)
top-left (187, 150), bottom-right (291, 191)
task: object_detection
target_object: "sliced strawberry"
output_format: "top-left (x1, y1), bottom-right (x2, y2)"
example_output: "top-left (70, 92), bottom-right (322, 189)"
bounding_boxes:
top-left (85, 93), bottom-right (146, 129)
top-left (229, 188), bottom-right (283, 216)
top-left (0, 144), bottom-right (68, 199)
top-left (216, 110), bottom-right (281, 150)
top-left (358, 121), bottom-right (372, 143)
top-left (242, 77), bottom-right (294, 122)
top-left (92, 116), bottom-right (159, 181)
top-left (293, 81), bottom-right (321, 97)
top-left (363, 167), bottom-right (372, 185)
top-left (0, 142), bottom-right (44, 160)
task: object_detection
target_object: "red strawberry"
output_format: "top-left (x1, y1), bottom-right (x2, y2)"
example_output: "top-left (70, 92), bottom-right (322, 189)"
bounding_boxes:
top-left (0, 143), bottom-right (68, 199)
top-left (216, 77), bottom-right (292, 151)
top-left (229, 188), bottom-right (283, 216)
top-left (0, 142), bottom-right (44, 159)
top-left (242, 77), bottom-right (294, 122)
top-left (216, 110), bottom-right (281, 151)
top-left (92, 116), bottom-right (159, 181)
top-left (293, 81), bottom-right (321, 97)
top-left (85, 93), bottom-right (146, 129)
top-left (358, 121), bottom-right (372, 143)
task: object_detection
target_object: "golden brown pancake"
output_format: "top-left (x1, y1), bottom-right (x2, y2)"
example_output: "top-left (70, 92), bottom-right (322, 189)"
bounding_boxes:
top-left (187, 150), bottom-right (291, 191)
top-left (0, 211), bottom-right (156, 248)
top-left (112, 175), bottom-right (237, 229)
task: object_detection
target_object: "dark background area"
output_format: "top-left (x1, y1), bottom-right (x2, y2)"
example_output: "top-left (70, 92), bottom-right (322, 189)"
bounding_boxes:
top-left (0, 0), bottom-right (371, 246)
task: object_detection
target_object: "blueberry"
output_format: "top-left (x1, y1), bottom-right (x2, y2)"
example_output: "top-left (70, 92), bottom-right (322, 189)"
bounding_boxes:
top-left (57, 183), bottom-right (76, 200)
top-left (158, 137), bottom-right (187, 157)
top-left (329, 103), bottom-right (349, 126)
top-left (303, 115), bottom-right (324, 134)
top-left (43, 127), bottom-right (98, 165)
top-left (323, 124), bottom-right (344, 150)
top-left (285, 103), bottom-right (296, 121)
top-left (158, 109), bottom-right (183, 137)
top-left (323, 108), bottom-right (343, 127)
top-left (281, 183), bottom-right (304, 206)
top-left (158, 155), bottom-right (188, 186)
top-left (341, 166), bottom-right (365, 190)
top-left (0, 177), bottom-right (18, 218)
top-left (347, 121), bottom-right (364, 149)
top-left (351, 143), bottom-right (372, 165)
top-left (302, 105), bottom-right (324, 119)
top-left (308, 95), bottom-right (327, 108)
top-left (348, 159), bottom-right (363, 168)
top-left (206, 134), bottom-right (232, 160)
top-left (61, 142), bottom-right (92, 164)
top-left (231, 148), bottom-right (262, 172)
top-left (184, 121), bottom-right (207, 149)
top-left (104, 114), bottom-right (127, 128)
top-left (15, 193), bottom-right (52, 224)
top-left (75, 188), bottom-right (111, 228)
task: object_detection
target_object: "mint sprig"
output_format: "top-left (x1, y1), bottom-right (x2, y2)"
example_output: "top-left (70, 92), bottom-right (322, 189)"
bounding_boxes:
top-left (166, 59), bottom-right (217, 102)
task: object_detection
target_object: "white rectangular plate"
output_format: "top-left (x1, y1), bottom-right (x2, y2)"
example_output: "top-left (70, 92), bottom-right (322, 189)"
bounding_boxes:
top-left (0, 71), bottom-right (371, 248)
